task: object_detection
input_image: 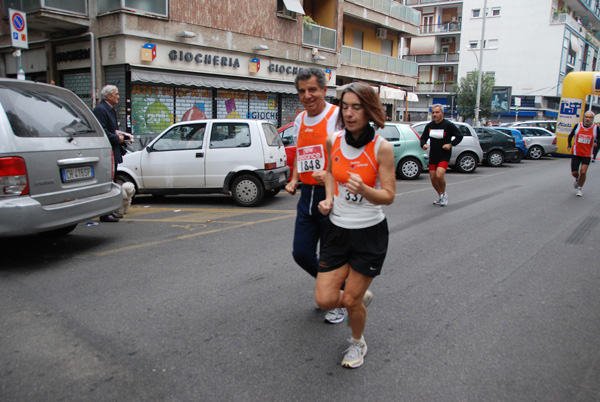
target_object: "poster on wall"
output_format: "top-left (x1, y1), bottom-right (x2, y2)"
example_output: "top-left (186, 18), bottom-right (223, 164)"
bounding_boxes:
top-left (491, 86), bottom-right (511, 114)
top-left (177, 88), bottom-right (213, 122)
top-left (131, 84), bottom-right (175, 135)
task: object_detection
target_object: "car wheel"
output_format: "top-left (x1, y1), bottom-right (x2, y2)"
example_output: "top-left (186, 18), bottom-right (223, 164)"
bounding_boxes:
top-left (509, 150), bottom-right (523, 163)
top-left (528, 145), bottom-right (543, 160)
top-left (39, 224), bottom-right (77, 236)
top-left (265, 188), bottom-right (281, 198)
top-left (397, 157), bottom-right (421, 180)
top-left (231, 175), bottom-right (264, 207)
top-left (454, 152), bottom-right (478, 173)
top-left (487, 150), bottom-right (504, 167)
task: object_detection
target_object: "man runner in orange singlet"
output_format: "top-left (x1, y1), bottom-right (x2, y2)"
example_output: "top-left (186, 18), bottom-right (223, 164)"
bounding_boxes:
top-left (568, 110), bottom-right (600, 197)
top-left (285, 68), bottom-right (343, 324)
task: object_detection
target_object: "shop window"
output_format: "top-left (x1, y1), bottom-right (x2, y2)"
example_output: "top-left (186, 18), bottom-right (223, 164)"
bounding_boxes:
top-left (97, 0), bottom-right (168, 17)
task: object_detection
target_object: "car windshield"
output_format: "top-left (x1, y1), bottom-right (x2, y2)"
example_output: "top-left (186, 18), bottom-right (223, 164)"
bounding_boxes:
top-left (0, 85), bottom-right (96, 138)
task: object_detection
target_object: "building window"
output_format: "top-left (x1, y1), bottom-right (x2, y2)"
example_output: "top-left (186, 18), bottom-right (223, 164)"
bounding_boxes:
top-left (98, 0), bottom-right (168, 17)
top-left (277, 0), bottom-right (296, 18)
top-left (469, 41), bottom-right (478, 49)
top-left (472, 9), bottom-right (481, 18)
top-left (486, 39), bottom-right (498, 49)
top-left (492, 7), bottom-right (501, 17)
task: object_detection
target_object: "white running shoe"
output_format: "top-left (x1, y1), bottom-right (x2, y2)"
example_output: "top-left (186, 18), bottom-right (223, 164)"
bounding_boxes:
top-left (324, 308), bottom-right (346, 324)
top-left (433, 196), bottom-right (442, 205)
top-left (574, 179), bottom-right (579, 190)
top-left (577, 188), bottom-right (583, 197)
top-left (439, 193), bottom-right (448, 207)
top-left (342, 339), bottom-right (368, 368)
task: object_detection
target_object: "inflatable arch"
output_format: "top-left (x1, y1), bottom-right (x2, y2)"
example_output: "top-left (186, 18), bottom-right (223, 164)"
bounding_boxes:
top-left (556, 71), bottom-right (600, 155)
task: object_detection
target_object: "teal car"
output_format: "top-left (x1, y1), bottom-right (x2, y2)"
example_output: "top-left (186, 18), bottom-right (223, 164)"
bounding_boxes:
top-left (376, 123), bottom-right (428, 180)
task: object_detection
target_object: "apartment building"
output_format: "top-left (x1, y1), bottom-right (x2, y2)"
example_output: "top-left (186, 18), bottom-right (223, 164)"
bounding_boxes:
top-left (0, 0), bottom-right (420, 146)
top-left (406, 0), bottom-right (600, 124)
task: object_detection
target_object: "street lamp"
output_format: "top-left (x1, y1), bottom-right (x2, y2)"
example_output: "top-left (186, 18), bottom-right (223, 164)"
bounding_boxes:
top-left (474, 0), bottom-right (487, 126)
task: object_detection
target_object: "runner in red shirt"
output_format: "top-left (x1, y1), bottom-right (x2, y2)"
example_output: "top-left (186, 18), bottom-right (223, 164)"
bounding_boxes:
top-left (568, 110), bottom-right (600, 197)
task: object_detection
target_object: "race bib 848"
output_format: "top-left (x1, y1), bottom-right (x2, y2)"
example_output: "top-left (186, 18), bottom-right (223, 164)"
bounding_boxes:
top-left (297, 145), bottom-right (325, 173)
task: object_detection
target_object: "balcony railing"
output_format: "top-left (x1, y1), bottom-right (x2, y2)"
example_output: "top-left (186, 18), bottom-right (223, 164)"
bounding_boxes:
top-left (3, 0), bottom-right (87, 15)
top-left (303, 23), bottom-right (337, 51)
top-left (406, 0), bottom-right (457, 4)
top-left (420, 22), bottom-right (461, 34)
top-left (403, 53), bottom-right (459, 63)
top-left (416, 82), bottom-right (456, 93)
top-left (342, 46), bottom-right (418, 76)
top-left (346, 0), bottom-right (421, 25)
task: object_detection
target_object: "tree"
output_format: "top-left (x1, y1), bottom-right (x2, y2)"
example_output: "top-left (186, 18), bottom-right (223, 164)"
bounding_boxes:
top-left (454, 71), bottom-right (495, 121)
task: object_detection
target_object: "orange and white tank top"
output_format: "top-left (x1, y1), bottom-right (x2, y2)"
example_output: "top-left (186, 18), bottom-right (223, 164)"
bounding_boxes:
top-left (329, 131), bottom-right (385, 229)
top-left (296, 105), bottom-right (338, 186)
top-left (572, 123), bottom-right (596, 157)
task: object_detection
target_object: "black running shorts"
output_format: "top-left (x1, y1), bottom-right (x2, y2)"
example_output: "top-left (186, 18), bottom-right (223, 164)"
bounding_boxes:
top-left (571, 155), bottom-right (591, 171)
top-left (318, 218), bottom-right (389, 278)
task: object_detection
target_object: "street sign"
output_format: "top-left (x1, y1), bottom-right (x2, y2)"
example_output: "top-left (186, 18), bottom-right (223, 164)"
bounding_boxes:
top-left (9, 9), bottom-right (28, 49)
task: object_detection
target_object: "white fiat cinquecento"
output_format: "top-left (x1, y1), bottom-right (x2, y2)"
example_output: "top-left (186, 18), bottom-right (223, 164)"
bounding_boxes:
top-left (117, 119), bottom-right (289, 207)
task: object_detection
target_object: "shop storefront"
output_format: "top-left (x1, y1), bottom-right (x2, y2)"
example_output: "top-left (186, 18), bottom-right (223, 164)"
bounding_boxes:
top-left (114, 38), bottom-right (336, 148)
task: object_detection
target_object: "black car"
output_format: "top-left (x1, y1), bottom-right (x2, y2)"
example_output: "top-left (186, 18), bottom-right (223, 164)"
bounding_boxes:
top-left (474, 127), bottom-right (521, 166)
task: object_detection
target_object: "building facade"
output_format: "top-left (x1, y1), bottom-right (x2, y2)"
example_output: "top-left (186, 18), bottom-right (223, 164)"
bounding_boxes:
top-left (0, 0), bottom-right (420, 148)
top-left (405, 0), bottom-right (600, 125)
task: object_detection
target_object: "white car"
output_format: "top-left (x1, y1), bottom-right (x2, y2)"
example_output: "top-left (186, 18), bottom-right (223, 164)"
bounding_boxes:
top-left (117, 119), bottom-right (289, 207)
top-left (511, 126), bottom-right (558, 159)
top-left (411, 121), bottom-right (484, 173)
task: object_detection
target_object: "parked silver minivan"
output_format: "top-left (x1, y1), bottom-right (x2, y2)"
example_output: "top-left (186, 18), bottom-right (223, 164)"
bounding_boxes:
top-left (0, 79), bottom-right (122, 236)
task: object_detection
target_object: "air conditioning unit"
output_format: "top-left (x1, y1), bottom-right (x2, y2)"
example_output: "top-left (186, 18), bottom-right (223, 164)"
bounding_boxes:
top-left (445, 66), bottom-right (453, 72)
top-left (441, 37), bottom-right (454, 44)
top-left (376, 28), bottom-right (387, 39)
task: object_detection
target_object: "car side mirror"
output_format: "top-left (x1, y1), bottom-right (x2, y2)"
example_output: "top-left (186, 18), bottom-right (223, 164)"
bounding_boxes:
top-left (281, 137), bottom-right (291, 146)
top-left (146, 145), bottom-right (153, 153)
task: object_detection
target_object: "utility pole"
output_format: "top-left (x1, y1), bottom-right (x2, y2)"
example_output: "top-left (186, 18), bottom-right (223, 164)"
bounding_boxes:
top-left (474, 0), bottom-right (487, 127)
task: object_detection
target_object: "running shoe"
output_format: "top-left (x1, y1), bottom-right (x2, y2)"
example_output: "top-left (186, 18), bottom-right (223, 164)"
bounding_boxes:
top-left (324, 308), bottom-right (346, 324)
top-left (574, 179), bottom-right (579, 189)
top-left (439, 193), bottom-right (448, 207)
top-left (363, 289), bottom-right (374, 308)
top-left (433, 196), bottom-right (442, 205)
top-left (342, 338), bottom-right (368, 368)
top-left (577, 188), bottom-right (583, 197)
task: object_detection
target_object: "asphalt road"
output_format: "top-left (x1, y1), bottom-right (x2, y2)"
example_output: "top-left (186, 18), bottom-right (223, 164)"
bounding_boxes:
top-left (1, 157), bottom-right (599, 401)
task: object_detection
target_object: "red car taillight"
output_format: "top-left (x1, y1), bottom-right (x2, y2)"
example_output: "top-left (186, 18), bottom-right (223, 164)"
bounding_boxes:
top-left (0, 157), bottom-right (29, 196)
top-left (264, 162), bottom-right (277, 170)
top-left (552, 137), bottom-right (557, 145)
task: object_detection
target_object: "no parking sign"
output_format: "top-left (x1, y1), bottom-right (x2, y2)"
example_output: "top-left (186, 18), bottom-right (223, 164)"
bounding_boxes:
top-left (9, 9), bottom-right (28, 49)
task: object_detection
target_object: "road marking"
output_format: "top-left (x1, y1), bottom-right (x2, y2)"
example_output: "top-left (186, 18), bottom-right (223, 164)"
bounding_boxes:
top-left (90, 209), bottom-right (296, 256)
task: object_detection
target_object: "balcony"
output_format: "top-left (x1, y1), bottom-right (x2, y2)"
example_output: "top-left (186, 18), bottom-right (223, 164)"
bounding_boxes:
top-left (345, 0), bottom-right (421, 25)
top-left (303, 23), bottom-right (336, 51)
top-left (406, 0), bottom-right (459, 5)
top-left (420, 22), bottom-right (461, 34)
top-left (403, 53), bottom-right (459, 63)
top-left (342, 46), bottom-right (418, 76)
top-left (2, 0), bottom-right (89, 32)
top-left (3, 0), bottom-right (86, 15)
top-left (416, 82), bottom-right (456, 93)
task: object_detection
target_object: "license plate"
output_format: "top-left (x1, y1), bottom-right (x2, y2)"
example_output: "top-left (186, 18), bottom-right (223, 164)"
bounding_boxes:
top-left (61, 165), bottom-right (94, 182)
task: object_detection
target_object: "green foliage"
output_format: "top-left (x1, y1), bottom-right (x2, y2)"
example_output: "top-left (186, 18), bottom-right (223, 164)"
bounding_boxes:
top-left (454, 71), bottom-right (495, 120)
